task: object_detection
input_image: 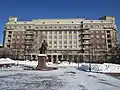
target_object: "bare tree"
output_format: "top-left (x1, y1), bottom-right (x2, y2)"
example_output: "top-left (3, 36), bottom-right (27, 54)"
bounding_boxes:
top-left (12, 32), bottom-right (24, 60)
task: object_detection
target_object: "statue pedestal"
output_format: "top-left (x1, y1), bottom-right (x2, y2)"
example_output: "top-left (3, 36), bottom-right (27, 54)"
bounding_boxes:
top-left (36, 54), bottom-right (58, 71)
top-left (36, 54), bottom-right (47, 70)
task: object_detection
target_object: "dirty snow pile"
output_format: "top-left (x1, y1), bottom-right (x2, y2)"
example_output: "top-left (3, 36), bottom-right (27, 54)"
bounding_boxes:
top-left (0, 58), bottom-right (16, 65)
top-left (15, 60), bottom-right (78, 68)
top-left (80, 63), bottom-right (120, 73)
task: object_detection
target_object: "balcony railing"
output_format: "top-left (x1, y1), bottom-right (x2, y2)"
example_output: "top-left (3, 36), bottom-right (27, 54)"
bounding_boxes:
top-left (82, 36), bottom-right (91, 40)
top-left (82, 31), bottom-right (90, 35)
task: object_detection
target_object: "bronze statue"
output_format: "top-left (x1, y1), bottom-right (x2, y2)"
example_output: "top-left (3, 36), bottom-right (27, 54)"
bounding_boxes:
top-left (39, 40), bottom-right (48, 54)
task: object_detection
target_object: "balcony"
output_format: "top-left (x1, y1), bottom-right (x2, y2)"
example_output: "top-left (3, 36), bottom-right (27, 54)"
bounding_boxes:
top-left (25, 38), bottom-right (34, 41)
top-left (25, 36), bottom-right (34, 39)
top-left (25, 33), bottom-right (34, 36)
top-left (103, 26), bottom-right (116, 30)
top-left (82, 36), bottom-right (91, 40)
top-left (83, 42), bottom-right (91, 45)
top-left (82, 31), bottom-right (90, 35)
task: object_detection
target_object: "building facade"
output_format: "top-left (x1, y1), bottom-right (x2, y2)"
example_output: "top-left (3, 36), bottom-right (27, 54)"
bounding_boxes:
top-left (3, 16), bottom-right (118, 62)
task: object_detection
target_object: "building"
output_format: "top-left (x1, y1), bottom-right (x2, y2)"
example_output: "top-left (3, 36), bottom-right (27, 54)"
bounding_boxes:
top-left (3, 16), bottom-right (118, 62)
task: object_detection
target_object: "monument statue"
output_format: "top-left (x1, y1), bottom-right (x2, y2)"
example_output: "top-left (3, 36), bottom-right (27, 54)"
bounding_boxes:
top-left (39, 40), bottom-right (48, 54)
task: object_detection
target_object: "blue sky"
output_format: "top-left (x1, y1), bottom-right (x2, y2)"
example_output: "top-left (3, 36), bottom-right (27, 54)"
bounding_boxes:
top-left (0, 0), bottom-right (120, 44)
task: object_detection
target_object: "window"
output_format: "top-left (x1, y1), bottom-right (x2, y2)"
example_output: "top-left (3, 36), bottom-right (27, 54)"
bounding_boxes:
top-left (71, 21), bottom-right (73, 23)
top-left (54, 46), bottom-right (57, 48)
top-left (64, 41), bottom-right (67, 44)
top-left (50, 26), bottom-right (52, 29)
top-left (97, 45), bottom-right (100, 49)
top-left (59, 41), bottom-right (62, 44)
top-left (64, 31), bottom-right (67, 34)
top-left (57, 22), bottom-right (59, 24)
top-left (59, 36), bottom-right (62, 39)
top-left (9, 31), bottom-right (12, 34)
top-left (85, 25), bottom-right (88, 28)
top-left (29, 26), bottom-right (31, 29)
top-left (102, 25), bottom-right (104, 28)
top-left (96, 25), bottom-right (99, 28)
top-left (69, 41), bottom-right (72, 44)
top-left (102, 31), bottom-right (104, 33)
top-left (102, 35), bottom-right (105, 38)
top-left (7, 45), bottom-right (10, 48)
top-left (90, 25), bottom-right (93, 28)
top-left (36, 27), bottom-right (38, 29)
top-left (96, 31), bottom-right (99, 33)
top-left (59, 31), bottom-right (62, 34)
top-left (107, 31), bottom-right (110, 33)
top-left (49, 36), bottom-right (52, 39)
top-left (64, 26), bottom-right (66, 28)
top-left (49, 46), bottom-right (52, 48)
top-left (58, 45), bottom-right (61, 48)
top-left (54, 31), bottom-right (57, 34)
top-left (49, 41), bottom-right (52, 44)
top-left (107, 35), bottom-right (111, 38)
top-left (74, 35), bottom-right (77, 39)
top-left (69, 31), bottom-right (72, 34)
top-left (64, 36), bottom-right (67, 39)
top-left (54, 36), bottom-right (57, 39)
top-left (96, 35), bottom-right (100, 38)
top-left (43, 22), bottom-right (45, 24)
top-left (69, 45), bottom-right (72, 48)
top-left (91, 31), bottom-right (93, 33)
top-left (69, 26), bottom-right (71, 28)
top-left (74, 45), bottom-right (77, 48)
top-left (45, 26), bottom-right (47, 29)
top-left (74, 26), bottom-right (77, 28)
top-left (107, 40), bottom-right (111, 43)
top-left (24, 26), bottom-right (26, 29)
top-left (97, 40), bottom-right (100, 43)
top-left (8, 40), bottom-right (11, 42)
top-left (74, 31), bottom-right (76, 34)
top-left (59, 26), bottom-right (62, 28)
top-left (108, 45), bottom-right (112, 48)
top-left (64, 46), bottom-right (67, 48)
top-left (49, 31), bottom-right (52, 34)
top-left (44, 36), bottom-right (47, 39)
top-left (8, 35), bottom-right (11, 38)
top-left (91, 35), bottom-right (94, 37)
top-left (69, 36), bottom-right (72, 39)
top-left (74, 41), bottom-right (76, 44)
top-left (45, 31), bottom-right (47, 34)
top-left (54, 41), bottom-right (57, 44)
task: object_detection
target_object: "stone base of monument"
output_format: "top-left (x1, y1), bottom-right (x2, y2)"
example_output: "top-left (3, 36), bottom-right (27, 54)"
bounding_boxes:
top-left (36, 54), bottom-right (58, 71)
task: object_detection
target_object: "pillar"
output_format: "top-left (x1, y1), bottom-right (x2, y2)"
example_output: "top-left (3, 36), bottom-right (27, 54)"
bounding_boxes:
top-left (72, 55), bottom-right (74, 62)
top-left (56, 55), bottom-right (58, 62)
top-left (51, 55), bottom-right (53, 62)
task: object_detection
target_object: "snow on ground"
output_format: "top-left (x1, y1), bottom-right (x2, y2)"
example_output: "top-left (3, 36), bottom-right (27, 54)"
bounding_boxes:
top-left (80, 63), bottom-right (120, 73)
top-left (0, 66), bottom-right (120, 90)
top-left (0, 59), bottom-right (120, 90)
top-left (0, 58), bottom-right (15, 64)
top-left (14, 60), bottom-right (79, 68)
top-left (15, 60), bottom-right (120, 73)
top-left (0, 58), bottom-right (120, 73)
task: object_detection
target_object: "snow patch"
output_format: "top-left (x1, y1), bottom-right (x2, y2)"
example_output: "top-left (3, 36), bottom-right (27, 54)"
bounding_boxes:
top-left (80, 63), bottom-right (120, 73)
